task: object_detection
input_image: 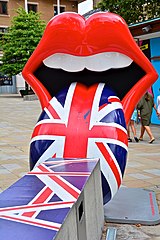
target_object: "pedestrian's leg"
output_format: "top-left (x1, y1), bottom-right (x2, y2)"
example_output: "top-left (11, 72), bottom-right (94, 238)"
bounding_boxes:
top-left (127, 123), bottom-right (132, 142)
top-left (130, 120), bottom-right (139, 142)
top-left (139, 125), bottom-right (145, 140)
top-left (144, 126), bottom-right (155, 143)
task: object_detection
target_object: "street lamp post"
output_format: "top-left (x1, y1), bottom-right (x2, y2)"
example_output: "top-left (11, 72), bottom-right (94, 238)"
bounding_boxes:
top-left (24, 0), bottom-right (28, 13)
top-left (57, 0), bottom-right (60, 15)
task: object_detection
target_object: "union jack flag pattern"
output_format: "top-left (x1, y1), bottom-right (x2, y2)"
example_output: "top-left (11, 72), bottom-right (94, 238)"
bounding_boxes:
top-left (0, 158), bottom-right (98, 240)
top-left (30, 82), bottom-right (128, 203)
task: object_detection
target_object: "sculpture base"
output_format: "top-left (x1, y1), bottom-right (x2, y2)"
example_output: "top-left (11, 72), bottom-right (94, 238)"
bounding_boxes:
top-left (104, 187), bottom-right (160, 225)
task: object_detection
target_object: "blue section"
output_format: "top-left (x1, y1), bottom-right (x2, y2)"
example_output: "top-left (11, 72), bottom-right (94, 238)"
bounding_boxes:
top-left (63, 176), bottom-right (88, 191)
top-left (38, 208), bottom-right (70, 224)
top-left (0, 218), bottom-right (57, 240)
top-left (30, 140), bottom-right (54, 170)
top-left (48, 194), bottom-right (62, 202)
top-left (38, 110), bottom-right (50, 121)
top-left (49, 160), bottom-right (97, 173)
top-left (107, 143), bottom-right (127, 176)
top-left (100, 86), bottom-right (116, 106)
top-left (101, 109), bottom-right (126, 128)
top-left (56, 86), bottom-right (70, 107)
top-left (0, 175), bottom-right (45, 207)
top-left (100, 85), bottom-right (126, 128)
top-left (150, 37), bottom-right (160, 125)
top-left (101, 173), bottom-right (111, 204)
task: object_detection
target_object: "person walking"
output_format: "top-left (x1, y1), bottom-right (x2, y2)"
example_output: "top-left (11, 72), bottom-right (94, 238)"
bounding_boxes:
top-left (137, 91), bottom-right (158, 143)
top-left (127, 109), bottom-right (139, 142)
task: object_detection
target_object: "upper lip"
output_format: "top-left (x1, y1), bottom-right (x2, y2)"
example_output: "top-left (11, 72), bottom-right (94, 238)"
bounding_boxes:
top-left (22, 12), bottom-right (158, 124)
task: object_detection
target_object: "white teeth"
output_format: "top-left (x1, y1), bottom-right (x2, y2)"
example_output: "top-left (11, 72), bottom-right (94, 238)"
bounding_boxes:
top-left (43, 52), bottom-right (133, 72)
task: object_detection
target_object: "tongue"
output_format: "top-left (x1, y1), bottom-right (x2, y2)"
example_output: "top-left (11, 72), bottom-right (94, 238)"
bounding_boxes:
top-left (62, 83), bottom-right (98, 158)
top-left (30, 82), bottom-right (128, 204)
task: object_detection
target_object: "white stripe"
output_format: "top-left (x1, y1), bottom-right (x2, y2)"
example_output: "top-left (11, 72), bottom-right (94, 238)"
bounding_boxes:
top-left (49, 97), bottom-right (65, 121)
top-left (1, 202), bottom-right (73, 215)
top-left (108, 96), bottom-right (119, 100)
top-left (0, 214), bottom-right (61, 231)
top-left (30, 135), bottom-right (64, 143)
top-left (33, 137), bottom-right (65, 168)
top-left (90, 83), bottom-right (105, 129)
top-left (36, 175), bottom-right (77, 201)
top-left (34, 82), bottom-right (76, 126)
top-left (35, 118), bottom-right (65, 126)
top-left (43, 158), bottom-right (98, 165)
top-left (91, 122), bottom-right (127, 135)
top-left (49, 82), bottom-right (77, 125)
top-left (33, 164), bottom-right (80, 201)
top-left (21, 186), bottom-right (55, 218)
top-left (89, 83), bottom-right (123, 130)
top-left (87, 139), bottom-right (122, 198)
top-left (62, 82), bottom-right (77, 125)
top-left (103, 142), bottom-right (123, 181)
top-left (96, 102), bottom-right (123, 123)
top-left (88, 136), bottom-right (128, 152)
top-left (40, 164), bottom-right (81, 195)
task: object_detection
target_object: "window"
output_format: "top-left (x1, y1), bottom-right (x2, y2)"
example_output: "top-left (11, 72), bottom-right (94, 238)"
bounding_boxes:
top-left (54, 6), bottom-right (65, 16)
top-left (28, 3), bottom-right (38, 13)
top-left (0, 27), bottom-right (7, 33)
top-left (0, 1), bottom-right (8, 15)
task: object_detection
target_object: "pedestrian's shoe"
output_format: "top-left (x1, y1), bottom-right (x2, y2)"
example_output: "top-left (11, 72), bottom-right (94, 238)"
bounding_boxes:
top-left (134, 137), bottom-right (139, 142)
top-left (128, 138), bottom-right (132, 142)
top-left (139, 137), bottom-right (143, 141)
top-left (149, 138), bottom-right (155, 144)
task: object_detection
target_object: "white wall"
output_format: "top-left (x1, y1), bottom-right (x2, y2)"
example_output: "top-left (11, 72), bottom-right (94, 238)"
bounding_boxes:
top-left (16, 73), bottom-right (25, 93)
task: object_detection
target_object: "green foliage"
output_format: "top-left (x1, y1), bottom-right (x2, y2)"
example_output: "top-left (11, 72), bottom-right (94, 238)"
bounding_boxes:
top-left (0, 7), bottom-right (45, 76)
top-left (96, 0), bottom-right (160, 24)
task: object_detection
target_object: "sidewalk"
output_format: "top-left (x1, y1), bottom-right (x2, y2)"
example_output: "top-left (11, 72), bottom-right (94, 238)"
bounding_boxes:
top-left (0, 94), bottom-right (160, 239)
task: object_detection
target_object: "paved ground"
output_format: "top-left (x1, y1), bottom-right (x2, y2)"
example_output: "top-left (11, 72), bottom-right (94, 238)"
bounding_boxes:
top-left (0, 94), bottom-right (160, 239)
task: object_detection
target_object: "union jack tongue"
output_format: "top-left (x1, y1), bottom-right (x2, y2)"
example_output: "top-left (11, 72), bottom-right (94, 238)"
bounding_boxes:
top-left (62, 83), bottom-right (98, 158)
top-left (32, 82), bottom-right (127, 161)
top-left (30, 82), bottom-right (128, 203)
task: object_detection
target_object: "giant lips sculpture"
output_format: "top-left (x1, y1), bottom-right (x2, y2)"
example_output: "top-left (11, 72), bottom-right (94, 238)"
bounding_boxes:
top-left (22, 12), bottom-right (158, 204)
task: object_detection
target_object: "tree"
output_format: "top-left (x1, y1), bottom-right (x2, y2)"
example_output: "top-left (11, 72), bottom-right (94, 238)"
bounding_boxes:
top-left (96, 0), bottom-right (160, 24)
top-left (0, 7), bottom-right (45, 76)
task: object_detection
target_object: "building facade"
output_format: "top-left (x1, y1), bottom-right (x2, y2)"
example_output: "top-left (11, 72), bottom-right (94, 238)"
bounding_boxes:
top-left (0, 0), bottom-right (84, 93)
top-left (0, 0), bottom-right (84, 28)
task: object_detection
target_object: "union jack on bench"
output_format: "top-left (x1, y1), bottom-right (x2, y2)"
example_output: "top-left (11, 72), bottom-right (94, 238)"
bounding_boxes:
top-left (0, 158), bottom-right (98, 240)
top-left (30, 82), bottom-right (128, 203)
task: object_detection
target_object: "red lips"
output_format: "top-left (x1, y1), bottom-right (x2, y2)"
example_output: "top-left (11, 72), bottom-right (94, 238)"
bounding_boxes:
top-left (22, 12), bottom-right (158, 125)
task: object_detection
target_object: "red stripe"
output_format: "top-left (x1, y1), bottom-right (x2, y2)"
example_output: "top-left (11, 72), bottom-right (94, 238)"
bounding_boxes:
top-left (99, 103), bottom-right (108, 111)
top-left (0, 215), bottom-right (60, 230)
top-left (38, 165), bottom-right (80, 199)
top-left (28, 172), bottom-right (90, 176)
top-left (149, 192), bottom-right (155, 216)
top-left (96, 142), bottom-right (121, 187)
top-left (32, 123), bottom-right (66, 138)
top-left (22, 187), bottom-right (53, 217)
top-left (108, 97), bottom-right (121, 103)
top-left (32, 124), bottom-right (127, 146)
top-left (47, 103), bottom-right (60, 119)
top-left (0, 201), bottom-right (74, 213)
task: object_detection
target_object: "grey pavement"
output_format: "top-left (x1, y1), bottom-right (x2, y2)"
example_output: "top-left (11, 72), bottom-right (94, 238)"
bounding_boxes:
top-left (0, 94), bottom-right (160, 239)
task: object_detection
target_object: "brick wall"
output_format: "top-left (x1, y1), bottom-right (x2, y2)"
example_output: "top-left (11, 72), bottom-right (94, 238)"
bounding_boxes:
top-left (0, 0), bottom-right (79, 27)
